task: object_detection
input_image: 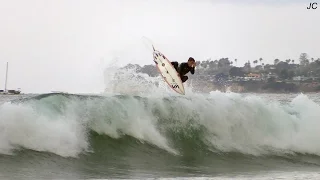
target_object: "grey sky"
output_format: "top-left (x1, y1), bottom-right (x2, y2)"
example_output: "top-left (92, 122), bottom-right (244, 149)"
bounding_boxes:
top-left (0, 0), bottom-right (319, 93)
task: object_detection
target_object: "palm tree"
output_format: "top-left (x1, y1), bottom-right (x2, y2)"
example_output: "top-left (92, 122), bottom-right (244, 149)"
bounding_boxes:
top-left (286, 59), bottom-right (291, 63)
top-left (253, 60), bottom-right (258, 67)
top-left (259, 58), bottom-right (263, 65)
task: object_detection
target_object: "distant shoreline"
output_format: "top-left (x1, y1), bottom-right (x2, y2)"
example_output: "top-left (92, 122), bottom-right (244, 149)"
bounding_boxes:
top-left (188, 80), bottom-right (320, 94)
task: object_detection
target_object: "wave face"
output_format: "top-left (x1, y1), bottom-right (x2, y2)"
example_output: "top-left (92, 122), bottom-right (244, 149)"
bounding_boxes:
top-left (1, 92), bottom-right (320, 178)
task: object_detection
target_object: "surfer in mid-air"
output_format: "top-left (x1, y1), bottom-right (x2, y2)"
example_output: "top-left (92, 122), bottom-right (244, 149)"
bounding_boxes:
top-left (171, 57), bottom-right (196, 83)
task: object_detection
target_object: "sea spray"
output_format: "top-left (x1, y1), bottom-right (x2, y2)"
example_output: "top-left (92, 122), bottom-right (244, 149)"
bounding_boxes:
top-left (102, 58), bottom-right (196, 97)
top-left (0, 101), bottom-right (89, 157)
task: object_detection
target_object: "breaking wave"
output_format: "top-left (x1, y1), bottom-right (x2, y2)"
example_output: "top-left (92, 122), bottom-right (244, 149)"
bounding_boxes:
top-left (0, 91), bottom-right (320, 161)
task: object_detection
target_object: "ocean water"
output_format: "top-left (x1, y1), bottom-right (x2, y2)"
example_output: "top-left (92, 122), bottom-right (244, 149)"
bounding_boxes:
top-left (0, 91), bottom-right (320, 180)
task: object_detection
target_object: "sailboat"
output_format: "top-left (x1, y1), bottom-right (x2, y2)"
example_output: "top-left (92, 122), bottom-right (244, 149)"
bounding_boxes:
top-left (0, 62), bottom-right (21, 95)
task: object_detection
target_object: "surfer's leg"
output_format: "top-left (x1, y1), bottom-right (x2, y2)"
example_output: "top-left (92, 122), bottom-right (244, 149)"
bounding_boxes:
top-left (181, 76), bottom-right (188, 83)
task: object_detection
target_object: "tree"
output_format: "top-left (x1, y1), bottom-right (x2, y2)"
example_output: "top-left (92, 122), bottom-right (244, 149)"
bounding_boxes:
top-left (243, 61), bottom-right (251, 72)
top-left (259, 58), bottom-right (263, 65)
top-left (275, 62), bottom-right (290, 77)
top-left (286, 59), bottom-right (291, 64)
top-left (255, 65), bottom-right (263, 71)
top-left (299, 53), bottom-right (309, 66)
top-left (274, 59), bottom-right (280, 65)
top-left (288, 71), bottom-right (295, 80)
top-left (209, 60), bottom-right (215, 68)
top-left (277, 61), bottom-right (289, 68)
top-left (279, 69), bottom-right (289, 80)
top-left (201, 61), bottom-right (208, 68)
top-left (218, 58), bottom-right (231, 68)
top-left (229, 67), bottom-right (245, 77)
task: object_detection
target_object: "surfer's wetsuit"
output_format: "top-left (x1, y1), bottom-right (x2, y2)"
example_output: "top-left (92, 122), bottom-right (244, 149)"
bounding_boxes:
top-left (171, 62), bottom-right (195, 83)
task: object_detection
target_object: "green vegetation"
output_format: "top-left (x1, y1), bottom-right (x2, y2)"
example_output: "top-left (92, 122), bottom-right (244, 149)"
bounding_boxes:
top-left (120, 53), bottom-right (320, 93)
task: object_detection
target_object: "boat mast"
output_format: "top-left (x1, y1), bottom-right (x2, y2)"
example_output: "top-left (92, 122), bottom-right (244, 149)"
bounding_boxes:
top-left (4, 62), bottom-right (8, 92)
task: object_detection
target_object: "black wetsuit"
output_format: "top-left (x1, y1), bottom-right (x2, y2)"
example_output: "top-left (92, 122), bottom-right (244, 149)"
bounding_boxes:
top-left (171, 61), bottom-right (195, 83)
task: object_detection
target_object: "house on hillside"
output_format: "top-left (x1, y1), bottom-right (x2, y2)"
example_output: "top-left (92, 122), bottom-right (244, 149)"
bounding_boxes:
top-left (293, 76), bottom-right (320, 82)
top-left (266, 72), bottom-right (278, 78)
top-left (244, 73), bottom-right (262, 81)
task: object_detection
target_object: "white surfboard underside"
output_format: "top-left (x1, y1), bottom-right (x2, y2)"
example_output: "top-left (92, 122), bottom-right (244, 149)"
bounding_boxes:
top-left (153, 50), bottom-right (185, 95)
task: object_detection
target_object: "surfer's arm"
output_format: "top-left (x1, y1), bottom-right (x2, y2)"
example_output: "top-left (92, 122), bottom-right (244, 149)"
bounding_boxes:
top-left (190, 66), bottom-right (195, 74)
top-left (171, 61), bottom-right (179, 71)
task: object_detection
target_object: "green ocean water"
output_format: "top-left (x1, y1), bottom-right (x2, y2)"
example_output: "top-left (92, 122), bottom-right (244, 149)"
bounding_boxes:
top-left (0, 92), bottom-right (320, 179)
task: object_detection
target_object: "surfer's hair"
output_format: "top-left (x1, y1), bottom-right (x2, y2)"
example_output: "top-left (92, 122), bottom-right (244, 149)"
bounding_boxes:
top-left (188, 57), bottom-right (195, 62)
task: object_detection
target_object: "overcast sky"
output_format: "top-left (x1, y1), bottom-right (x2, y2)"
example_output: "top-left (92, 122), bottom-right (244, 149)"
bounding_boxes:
top-left (0, 0), bottom-right (319, 93)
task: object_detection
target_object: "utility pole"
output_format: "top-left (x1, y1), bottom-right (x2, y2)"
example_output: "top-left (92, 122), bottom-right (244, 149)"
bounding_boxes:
top-left (4, 62), bottom-right (8, 93)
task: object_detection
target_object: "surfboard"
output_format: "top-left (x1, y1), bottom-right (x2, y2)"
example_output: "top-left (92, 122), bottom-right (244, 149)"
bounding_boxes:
top-left (152, 45), bottom-right (185, 95)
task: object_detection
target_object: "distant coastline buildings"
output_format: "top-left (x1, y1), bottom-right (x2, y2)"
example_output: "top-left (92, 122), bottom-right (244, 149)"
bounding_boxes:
top-left (107, 53), bottom-right (320, 93)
